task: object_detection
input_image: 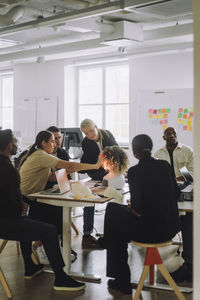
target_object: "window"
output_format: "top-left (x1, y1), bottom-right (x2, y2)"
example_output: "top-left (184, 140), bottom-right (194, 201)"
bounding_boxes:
top-left (0, 76), bottom-right (13, 129)
top-left (78, 63), bottom-right (129, 144)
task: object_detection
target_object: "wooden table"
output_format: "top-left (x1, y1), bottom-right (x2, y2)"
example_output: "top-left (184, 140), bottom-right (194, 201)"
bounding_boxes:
top-left (28, 183), bottom-right (129, 282)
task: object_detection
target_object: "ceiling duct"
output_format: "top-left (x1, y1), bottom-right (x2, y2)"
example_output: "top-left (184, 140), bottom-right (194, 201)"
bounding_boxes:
top-left (100, 21), bottom-right (143, 47)
top-left (125, 0), bottom-right (192, 19)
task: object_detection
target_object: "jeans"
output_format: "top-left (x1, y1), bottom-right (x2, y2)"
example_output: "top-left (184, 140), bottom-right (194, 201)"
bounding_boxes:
top-left (83, 206), bottom-right (95, 235)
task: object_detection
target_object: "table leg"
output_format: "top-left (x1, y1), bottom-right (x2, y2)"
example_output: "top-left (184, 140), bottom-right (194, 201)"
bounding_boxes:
top-left (62, 206), bottom-right (101, 282)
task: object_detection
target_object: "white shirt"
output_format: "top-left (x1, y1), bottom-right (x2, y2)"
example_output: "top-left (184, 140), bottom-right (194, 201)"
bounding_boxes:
top-left (154, 142), bottom-right (193, 178)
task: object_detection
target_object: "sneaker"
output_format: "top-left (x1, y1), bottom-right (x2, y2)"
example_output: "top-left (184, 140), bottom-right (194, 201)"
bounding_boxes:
top-left (82, 235), bottom-right (102, 249)
top-left (54, 276), bottom-right (85, 291)
top-left (170, 263), bottom-right (193, 283)
top-left (107, 279), bottom-right (132, 295)
top-left (24, 264), bottom-right (44, 279)
top-left (35, 246), bottom-right (50, 265)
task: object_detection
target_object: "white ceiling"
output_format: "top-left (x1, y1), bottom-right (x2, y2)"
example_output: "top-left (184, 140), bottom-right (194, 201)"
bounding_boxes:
top-left (0, 0), bottom-right (193, 69)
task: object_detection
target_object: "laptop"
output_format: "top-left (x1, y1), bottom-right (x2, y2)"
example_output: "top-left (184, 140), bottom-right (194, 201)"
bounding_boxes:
top-left (40, 169), bottom-right (71, 195)
top-left (179, 167), bottom-right (193, 201)
top-left (179, 166), bottom-right (193, 184)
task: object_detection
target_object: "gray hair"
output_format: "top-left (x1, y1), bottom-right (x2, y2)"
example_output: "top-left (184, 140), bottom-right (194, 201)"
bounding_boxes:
top-left (80, 119), bottom-right (96, 130)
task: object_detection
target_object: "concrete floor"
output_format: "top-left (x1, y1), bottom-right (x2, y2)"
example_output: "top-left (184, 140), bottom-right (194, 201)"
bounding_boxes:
top-left (0, 205), bottom-right (193, 300)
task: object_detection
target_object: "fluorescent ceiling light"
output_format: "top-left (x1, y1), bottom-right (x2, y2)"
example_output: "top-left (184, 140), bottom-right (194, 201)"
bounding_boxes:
top-left (0, 39), bottom-right (18, 49)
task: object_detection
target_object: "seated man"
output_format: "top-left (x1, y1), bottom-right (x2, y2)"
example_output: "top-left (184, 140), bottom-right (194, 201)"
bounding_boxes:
top-left (100, 134), bottom-right (180, 294)
top-left (154, 126), bottom-right (193, 282)
top-left (0, 129), bottom-right (85, 292)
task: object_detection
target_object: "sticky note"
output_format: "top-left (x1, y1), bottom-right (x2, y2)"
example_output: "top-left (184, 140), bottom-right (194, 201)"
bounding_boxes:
top-left (160, 120), bottom-right (163, 125)
top-left (155, 115), bottom-right (159, 119)
top-left (148, 109), bottom-right (153, 113)
top-left (182, 120), bottom-right (187, 125)
top-left (189, 112), bottom-right (194, 117)
top-left (183, 126), bottom-right (187, 131)
top-left (187, 120), bottom-right (192, 126)
top-left (184, 109), bottom-right (188, 113)
top-left (164, 119), bottom-right (168, 124)
top-left (189, 107), bottom-right (193, 112)
top-left (159, 114), bottom-right (163, 119)
top-left (178, 108), bottom-right (183, 112)
top-left (153, 109), bottom-right (157, 114)
top-left (162, 109), bottom-right (166, 113)
top-left (166, 108), bottom-right (171, 113)
top-left (178, 113), bottom-right (182, 118)
top-left (163, 114), bottom-right (168, 118)
top-left (177, 119), bottom-right (182, 124)
top-left (158, 109), bottom-right (162, 114)
top-left (149, 114), bottom-right (153, 119)
top-left (162, 125), bottom-right (167, 130)
top-left (188, 126), bottom-right (193, 131)
top-left (183, 114), bottom-right (187, 119)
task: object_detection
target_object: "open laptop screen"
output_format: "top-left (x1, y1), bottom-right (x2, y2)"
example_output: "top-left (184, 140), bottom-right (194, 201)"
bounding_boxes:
top-left (179, 166), bottom-right (193, 184)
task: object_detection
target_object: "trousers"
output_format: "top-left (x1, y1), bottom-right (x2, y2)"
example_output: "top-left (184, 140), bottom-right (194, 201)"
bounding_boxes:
top-left (0, 216), bottom-right (65, 273)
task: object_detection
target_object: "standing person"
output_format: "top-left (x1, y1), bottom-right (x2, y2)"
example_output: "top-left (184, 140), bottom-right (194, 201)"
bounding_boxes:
top-left (100, 134), bottom-right (180, 294)
top-left (0, 129), bottom-right (85, 291)
top-left (18, 130), bottom-right (102, 238)
top-left (154, 127), bottom-right (193, 282)
top-left (80, 119), bottom-right (118, 249)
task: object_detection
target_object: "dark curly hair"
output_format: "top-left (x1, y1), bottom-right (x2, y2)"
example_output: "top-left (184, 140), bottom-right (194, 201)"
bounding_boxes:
top-left (101, 145), bottom-right (129, 175)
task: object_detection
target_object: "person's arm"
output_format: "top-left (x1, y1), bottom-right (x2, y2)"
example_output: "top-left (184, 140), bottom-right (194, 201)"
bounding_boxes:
top-left (128, 167), bottom-right (143, 216)
top-left (56, 156), bottom-right (103, 173)
top-left (186, 148), bottom-right (194, 177)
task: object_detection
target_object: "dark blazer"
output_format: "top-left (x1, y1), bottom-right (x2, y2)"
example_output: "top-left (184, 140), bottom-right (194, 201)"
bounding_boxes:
top-left (128, 157), bottom-right (181, 243)
top-left (0, 154), bottom-right (23, 218)
top-left (80, 129), bottom-right (118, 180)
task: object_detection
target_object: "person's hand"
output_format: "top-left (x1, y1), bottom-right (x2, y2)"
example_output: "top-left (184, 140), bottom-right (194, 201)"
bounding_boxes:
top-left (96, 155), bottom-right (104, 169)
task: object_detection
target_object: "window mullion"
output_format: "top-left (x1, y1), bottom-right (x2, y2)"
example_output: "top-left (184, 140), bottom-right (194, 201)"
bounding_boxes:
top-left (102, 66), bottom-right (106, 128)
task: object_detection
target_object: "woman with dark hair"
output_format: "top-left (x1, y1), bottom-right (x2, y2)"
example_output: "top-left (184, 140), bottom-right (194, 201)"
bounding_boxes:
top-left (101, 134), bottom-right (181, 295)
top-left (19, 130), bottom-right (102, 235)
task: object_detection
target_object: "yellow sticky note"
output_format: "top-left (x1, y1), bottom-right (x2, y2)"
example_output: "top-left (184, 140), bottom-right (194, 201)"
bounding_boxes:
top-left (155, 115), bottom-right (159, 119)
top-left (162, 125), bottom-right (167, 130)
top-left (188, 126), bottom-right (193, 131)
top-left (177, 119), bottom-right (182, 124)
top-left (149, 114), bottom-right (153, 119)
top-left (187, 120), bottom-right (192, 126)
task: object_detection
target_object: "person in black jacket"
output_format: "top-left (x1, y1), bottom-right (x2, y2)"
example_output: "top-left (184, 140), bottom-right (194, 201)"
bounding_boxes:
top-left (80, 119), bottom-right (118, 249)
top-left (0, 129), bottom-right (85, 292)
top-left (101, 134), bottom-right (180, 295)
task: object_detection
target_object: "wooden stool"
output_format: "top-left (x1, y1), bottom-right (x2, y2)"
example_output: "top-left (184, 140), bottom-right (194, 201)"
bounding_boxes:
top-left (131, 240), bottom-right (186, 300)
top-left (0, 240), bottom-right (13, 298)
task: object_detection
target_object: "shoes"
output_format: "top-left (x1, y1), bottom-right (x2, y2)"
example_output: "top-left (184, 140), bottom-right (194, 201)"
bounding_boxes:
top-left (170, 263), bottom-right (193, 283)
top-left (107, 279), bottom-right (132, 295)
top-left (33, 245), bottom-right (49, 265)
top-left (82, 235), bottom-right (102, 249)
top-left (24, 264), bottom-right (44, 279)
top-left (54, 276), bottom-right (85, 292)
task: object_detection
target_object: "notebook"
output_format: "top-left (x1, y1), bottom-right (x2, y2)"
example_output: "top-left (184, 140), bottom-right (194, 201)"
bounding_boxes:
top-left (39, 169), bottom-right (71, 195)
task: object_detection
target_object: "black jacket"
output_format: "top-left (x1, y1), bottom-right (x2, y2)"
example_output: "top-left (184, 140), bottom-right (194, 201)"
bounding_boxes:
top-left (80, 129), bottom-right (118, 180)
top-left (128, 157), bottom-right (181, 242)
top-left (0, 154), bottom-right (23, 218)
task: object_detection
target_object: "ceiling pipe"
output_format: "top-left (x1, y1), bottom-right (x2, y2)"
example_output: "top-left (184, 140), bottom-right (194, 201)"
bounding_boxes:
top-left (0, 1), bottom-right (122, 37)
top-left (0, 5), bottom-right (53, 27)
top-left (57, 0), bottom-right (90, 10)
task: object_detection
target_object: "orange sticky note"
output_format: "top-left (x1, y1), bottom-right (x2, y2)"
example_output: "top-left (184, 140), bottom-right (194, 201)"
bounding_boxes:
top-left (188, 126), bottom-right (193, 131)
top-left (177, 119), bottom-right (182, 124)
top-left (183, 114), bottom-right (187, 119)
top-left (162, 125), bottom-right (167, 130)
top-left (163, 114), bottom-right (168, 118)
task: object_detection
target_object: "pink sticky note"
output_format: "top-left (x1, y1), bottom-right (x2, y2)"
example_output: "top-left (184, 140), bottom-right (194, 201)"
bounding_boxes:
top-left (183, 126), bottom-right (187, 131)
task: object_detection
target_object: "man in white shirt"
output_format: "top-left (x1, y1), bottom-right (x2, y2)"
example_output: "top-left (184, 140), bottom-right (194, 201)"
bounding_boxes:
top-left (154, 127), bottom-right (193, 180)
top-left (154, 127), bottom-right (193, 283)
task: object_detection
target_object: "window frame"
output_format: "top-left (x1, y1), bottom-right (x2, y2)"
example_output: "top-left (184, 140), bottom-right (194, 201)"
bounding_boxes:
top-left (0, 74), bottom-right (13, 130)
top-left (76, 61), bottom-right (129, 146)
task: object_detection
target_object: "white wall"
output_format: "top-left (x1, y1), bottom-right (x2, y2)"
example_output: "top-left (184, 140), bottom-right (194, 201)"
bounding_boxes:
top-left (13, 59), bottom-right (66, 134)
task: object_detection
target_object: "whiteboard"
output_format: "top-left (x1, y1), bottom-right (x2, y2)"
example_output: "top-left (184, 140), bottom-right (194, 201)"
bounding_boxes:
top-left (36, 96), bottom-right (58, 134)
top-left (135, 89), bottom-right (193, 153)
top-left (15, 97), bottom-right (36, 144)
